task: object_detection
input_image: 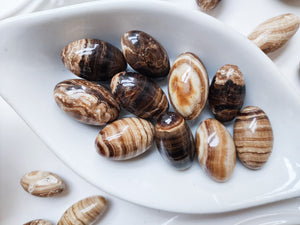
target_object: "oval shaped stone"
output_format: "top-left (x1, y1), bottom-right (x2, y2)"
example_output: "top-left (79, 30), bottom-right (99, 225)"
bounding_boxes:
top-left (155, 112), bottom-right (195, 170)
top-left (54, 79), bottom-right (120, 125)
top-left (248, 13), bottom-right (300, 54)
top-left (168, 52), bottom-right (209, 120)
top-left (61, 39), bottom-right (127, 81)
top-left (58, 196), bottom-right (107, 225)
top-left (20, 171), bottom-right (65, 197)
top-left (209, 64), bottom-right (246, 122)
top-left (196, 118), bottom-right (236, 182)
top-left (95, 117), bottom-right (154, 160)
top-left (234, 106), bottom-right (273, 170)
top-left (24, 219), bottom-right (53, 225)
top-left (111, 71), bottom-right (168, 119)
top-left (121, 30), bottom-right (170, 77)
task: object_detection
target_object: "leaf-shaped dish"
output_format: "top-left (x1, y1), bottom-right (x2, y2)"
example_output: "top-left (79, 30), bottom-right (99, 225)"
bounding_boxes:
top-left (1, 0), bottom-right (299, 214)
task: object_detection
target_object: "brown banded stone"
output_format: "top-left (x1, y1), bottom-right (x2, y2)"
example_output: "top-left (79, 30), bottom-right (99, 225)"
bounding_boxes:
top-left (234, 106), bottom-right (273, 170)
top-left (155, 112), bottom-right (195, 170)
top-left (20, 171), bottom-right (65, 197)
top-left (121, 30), bottom-right (170, 78)
top-left (61, 39), bottom-right (127, 81)
top-left (196, 0), bottom-right (220, 11)
top-left (24, 219), bottom-right (53, 225)
top-left (209, 64), bottom-right (246, 122)
top-left (95, 117), bottom-right (154, 160)
top-left (57, 196), bottom-right (107, 225)
top-left (54, 79), bottom-right (120, 125)
top-left (248, 13), bottom-right (300, 54)
top-left (110, 71), bottom-right (168, 119)
top-left (196, 118), bottom-right (236, 182)
top-left (168, 52), bottom-right (209, 120)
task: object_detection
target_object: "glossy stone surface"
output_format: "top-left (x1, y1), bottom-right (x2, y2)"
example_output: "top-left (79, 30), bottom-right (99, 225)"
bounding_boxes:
top-left (61, 39), bottom-right (127, 81)
top-left (155, 112), bottom-right (195, 170)
top-left (57, 196), bottom-right (107, 225)
top-left (111, 72), bottom-right (168, 119)
top-left (196, 118), bottom-right (236, 182)
top-left (20, 171), bottom-right (65, 197)
top-left (168, 52), bottom-right (209, 120)
top-left (121, 30), bottom-right (170, 77)
top-left (196, 0), bottom-right (220, 11)
top-left (209, 64), bottom-right (246, 122)
top-left (54, 79), bottom-right (120, 125)
top-left (24, 220), bottom-right (52, 225)
top-left (248, 13), bottom-right (300, 54)
top-left (95, 117), bottom-right (154, 160)
top-left (234, 106), bottom-right (273, 170)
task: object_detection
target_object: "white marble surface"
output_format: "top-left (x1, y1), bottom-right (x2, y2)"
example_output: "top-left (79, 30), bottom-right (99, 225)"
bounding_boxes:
top-left (0, 0), bottom-right (300, 224)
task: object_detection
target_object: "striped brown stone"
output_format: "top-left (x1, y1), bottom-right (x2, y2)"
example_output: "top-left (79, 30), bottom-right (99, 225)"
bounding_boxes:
top-left (248, 13), bottom-right (300, 54)
top-left (121, 30), bottom-right (170, 78)
top-left (54, 79), bottom-right (120, 125)
top-left (234, 106), bottom-right (273, 170)
top-left (111, 72), bottom-right (169, 119)
top-left (209, 64), bottom-right (246, 122)
top-left (155, 112), bottom-right (195, 170)
top-left (196, 0), bottom-right (220, 11)
top-left (95, 117), bottom-right (154, 160)
top-left (61, 39), bottom-right (127, 81)
top-left (196, 118), bottom-right (236, 182)
top-left (57, 196), bottom-right (107, 225)
top-left (168, 52), bottom-right (209, 120)
top-left (20, 171), bottom-right (65, 197)
top-left (24, 219), bottom-right (52, 225)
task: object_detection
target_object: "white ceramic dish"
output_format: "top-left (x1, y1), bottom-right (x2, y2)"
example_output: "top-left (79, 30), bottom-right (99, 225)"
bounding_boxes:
top-left (1, 0), bottom-right (299, 214)
top-left (236, 212), bottom-right (300, 225)
top-left (0, 0), bottom-right (42, 19)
